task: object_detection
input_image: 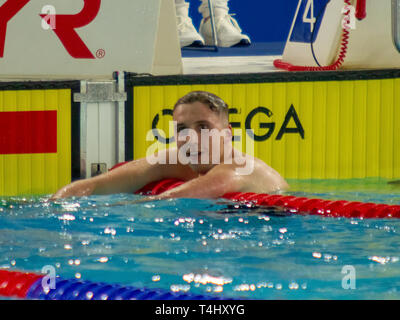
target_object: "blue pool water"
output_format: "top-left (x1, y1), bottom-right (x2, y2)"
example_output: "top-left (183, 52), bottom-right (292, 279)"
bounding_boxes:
top-left (1, 178), bottom-right (400, 300)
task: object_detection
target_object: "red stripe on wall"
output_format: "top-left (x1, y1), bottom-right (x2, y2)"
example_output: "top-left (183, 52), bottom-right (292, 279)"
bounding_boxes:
top-left (0, 111), bottom-right (57, 154)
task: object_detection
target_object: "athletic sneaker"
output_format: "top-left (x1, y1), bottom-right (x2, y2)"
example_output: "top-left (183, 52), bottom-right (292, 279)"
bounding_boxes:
top-left (199, 8), bottom-right (251, 47)
top-left (176, 3), bottom-right (205, 47)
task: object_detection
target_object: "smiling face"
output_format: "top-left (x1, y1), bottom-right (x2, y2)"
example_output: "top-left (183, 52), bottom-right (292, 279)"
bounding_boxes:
top-left (173, 100), bottom-right (232, 174)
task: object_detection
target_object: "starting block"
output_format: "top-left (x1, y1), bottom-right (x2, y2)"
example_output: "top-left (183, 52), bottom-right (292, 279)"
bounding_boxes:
top-left (275, 0), bottom-right (400, 70)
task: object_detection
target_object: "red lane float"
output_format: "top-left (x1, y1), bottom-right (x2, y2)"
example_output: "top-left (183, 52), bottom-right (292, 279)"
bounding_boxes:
top-left (110, 163), bottom-right (400, 219)
top-left (0, 270), bottom-right (42, 299)
top-left (136, 178), bottom-right (400, 219)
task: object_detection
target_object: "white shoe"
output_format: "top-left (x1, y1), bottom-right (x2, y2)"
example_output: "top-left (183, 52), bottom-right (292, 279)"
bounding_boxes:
top-left (199, 9), bottom-right (251, 47)
top-left (176, 3), bottom-right (205, 47)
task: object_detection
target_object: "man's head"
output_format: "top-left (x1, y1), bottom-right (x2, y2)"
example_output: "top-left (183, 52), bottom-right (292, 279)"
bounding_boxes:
top-left (173, 91), bottom-right (229, 125)
top-left (172, 91), bottom-right (232, 173)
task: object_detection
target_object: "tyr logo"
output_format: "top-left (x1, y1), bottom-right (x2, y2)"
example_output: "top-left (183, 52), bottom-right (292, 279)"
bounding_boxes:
top-left (0, 0), bottom-right (101, 59)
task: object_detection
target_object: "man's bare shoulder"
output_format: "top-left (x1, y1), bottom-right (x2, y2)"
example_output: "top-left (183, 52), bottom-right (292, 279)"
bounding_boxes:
top-left (229, 153), bottom-right (289, 193)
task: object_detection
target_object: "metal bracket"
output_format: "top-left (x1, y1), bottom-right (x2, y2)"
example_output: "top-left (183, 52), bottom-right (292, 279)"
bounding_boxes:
top-left (91, 163), bottom-right (107, 177)
top-left (74, 81), bottom-right (127, 103)
top-left (77, 76), bottom-right (127, 179)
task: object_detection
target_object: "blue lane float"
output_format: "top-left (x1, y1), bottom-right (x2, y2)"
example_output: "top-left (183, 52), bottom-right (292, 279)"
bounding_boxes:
top-left (0, 270), bottom-right (232, 300)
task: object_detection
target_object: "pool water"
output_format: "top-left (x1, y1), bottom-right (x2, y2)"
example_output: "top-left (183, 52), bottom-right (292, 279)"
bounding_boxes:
top-left (1, 178), bottom-right (400, 300)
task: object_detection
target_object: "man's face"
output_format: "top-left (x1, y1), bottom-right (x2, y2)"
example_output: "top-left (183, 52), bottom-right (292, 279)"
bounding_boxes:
top-left (173, 101), bottom-right (232, 173)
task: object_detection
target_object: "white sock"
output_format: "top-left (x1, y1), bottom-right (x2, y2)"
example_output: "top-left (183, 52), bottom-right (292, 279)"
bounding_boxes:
top-left (198, 0), bottom-right (229, 17)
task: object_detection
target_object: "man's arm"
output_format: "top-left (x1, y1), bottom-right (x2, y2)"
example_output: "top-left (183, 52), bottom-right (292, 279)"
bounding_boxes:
top-left (51, 159), bottom-right (154, 199)
top-left (151, 159), bottom-right (288, 200)
top-left (152, 165), bottom-right (244, 200)
top-left (51, 149), bottom-right (186, 199)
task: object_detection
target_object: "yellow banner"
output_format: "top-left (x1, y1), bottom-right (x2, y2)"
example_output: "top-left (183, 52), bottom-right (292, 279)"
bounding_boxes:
top-left (0, 89), bottom-right (72, 196)
top-left (132, 79), bottom-right (400, 179)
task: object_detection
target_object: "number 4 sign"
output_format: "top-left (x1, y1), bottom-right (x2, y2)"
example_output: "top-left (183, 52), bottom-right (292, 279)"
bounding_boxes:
top-left (289, 0), bottom-right (330, 43)
top-left (303, 0), bottom-right (316, 33)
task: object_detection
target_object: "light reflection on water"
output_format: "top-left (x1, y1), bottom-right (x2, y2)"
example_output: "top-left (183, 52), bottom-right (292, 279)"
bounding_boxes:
top-left (1, 178), bottom-right (400, 299)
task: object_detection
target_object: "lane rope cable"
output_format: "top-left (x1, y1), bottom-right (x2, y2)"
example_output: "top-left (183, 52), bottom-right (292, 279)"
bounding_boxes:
top-left (135, 177), bottom-right (400, 219)
top-left (109, 162), bottom-right (400, 219)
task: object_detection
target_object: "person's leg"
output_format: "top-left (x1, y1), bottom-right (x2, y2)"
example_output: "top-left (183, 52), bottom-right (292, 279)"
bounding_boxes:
top-left (198, 0), bottom-right (251, 47)
top-left (175, 0), bottom-right (205, 47)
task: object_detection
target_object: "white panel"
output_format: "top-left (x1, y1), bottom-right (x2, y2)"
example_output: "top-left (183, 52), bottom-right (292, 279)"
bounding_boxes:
top-left (86, 102), bottom-right (100, 178)
top-left (98, 101), bottom-right (117, 170)
top-left (0, 0), bottom-right (181, 78)
top-left (343, 0), bottom-right (400, 68)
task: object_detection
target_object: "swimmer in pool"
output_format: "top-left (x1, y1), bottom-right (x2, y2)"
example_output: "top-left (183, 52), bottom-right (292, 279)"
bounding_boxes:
top-left (52, 91), bottom-right (288, 200)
